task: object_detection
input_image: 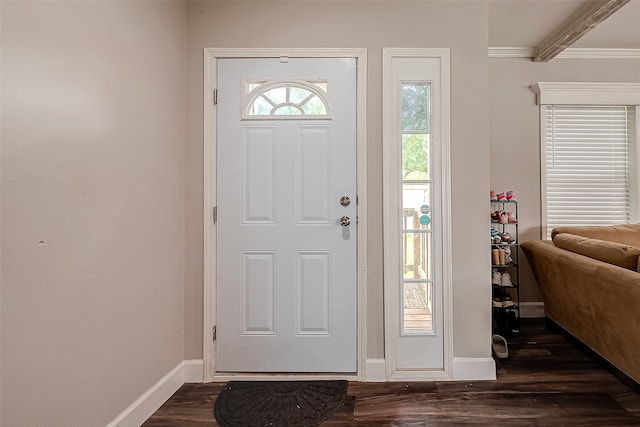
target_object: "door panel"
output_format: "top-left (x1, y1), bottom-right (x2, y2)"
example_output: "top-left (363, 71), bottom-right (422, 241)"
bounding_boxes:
top-left (242, 127), bottom-right (276, 223)
top-left (216, 58), bottom-right (357, 373)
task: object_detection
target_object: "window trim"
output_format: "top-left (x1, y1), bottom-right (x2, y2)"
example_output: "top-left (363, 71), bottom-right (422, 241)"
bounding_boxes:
top-left (532, 82), bottom-right (640, 106)
top-left (382, 48), bottom-right (452, 380)
top-left (532, 82), bottom-right (640, 239)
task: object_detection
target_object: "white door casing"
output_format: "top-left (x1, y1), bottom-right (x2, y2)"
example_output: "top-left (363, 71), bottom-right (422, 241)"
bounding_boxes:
top-left (203, 50), bottom-right (368, 380)
top-left (382, 48), bottom-right (452, 380)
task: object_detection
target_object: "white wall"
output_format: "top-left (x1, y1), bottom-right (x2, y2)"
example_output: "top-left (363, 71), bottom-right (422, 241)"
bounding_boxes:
top-left (185, 1), bottom-right (492, 361)
top-left (489, 57), bottom-right (640, 302)
top-left (1, 1), bottom-right (186, 425)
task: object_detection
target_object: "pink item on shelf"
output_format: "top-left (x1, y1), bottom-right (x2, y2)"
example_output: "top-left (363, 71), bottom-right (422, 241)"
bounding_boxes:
top-left (499, 211), bottom-right (509, 224)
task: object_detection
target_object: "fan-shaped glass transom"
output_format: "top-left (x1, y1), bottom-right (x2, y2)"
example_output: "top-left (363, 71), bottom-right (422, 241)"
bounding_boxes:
top-left (243, 80), bottom-right (331, 119)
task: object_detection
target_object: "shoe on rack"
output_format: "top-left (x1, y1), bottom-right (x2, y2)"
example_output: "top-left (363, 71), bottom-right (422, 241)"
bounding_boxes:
top-left (498, 249), bottom-right (506, 265)
top-left (506, 191), bottom-right (516, 202)
top-left (492, 334), bottom-right (509, 359)
top-left (507, 212), bottom-right (517, 223)
top-left (497, 192), bottom-right (507, 202)
top-left (502, 294), bottom-right (515, 308)
top-left (500, 272), bottom-right (512, 287)
top-left (492, 248), bottom-right (501, 265)
top-left (499, 211), bottom-right (509, 224)
top-left (503, 246), bottom-right (512, 263)
top-left (490, 189), bottom-right (498, 201)
top-left (492, 297), bottom-right (503, 308)
top-left (492, 268), bottom-right (502, 285)
top-left (499, 232), bottom-right (515, 243)
top-left (491, 211), bottom-right (500, 222)
top-left (508, 311), bottom-right (520, 334)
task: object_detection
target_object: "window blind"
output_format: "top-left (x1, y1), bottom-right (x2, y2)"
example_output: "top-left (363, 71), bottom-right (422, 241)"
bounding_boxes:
top-left (544, 105), bottom-right (635, 238)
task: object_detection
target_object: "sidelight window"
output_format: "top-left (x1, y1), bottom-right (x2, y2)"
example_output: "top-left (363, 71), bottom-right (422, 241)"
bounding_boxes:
top-left (400, 83), bottom-right (433, 335)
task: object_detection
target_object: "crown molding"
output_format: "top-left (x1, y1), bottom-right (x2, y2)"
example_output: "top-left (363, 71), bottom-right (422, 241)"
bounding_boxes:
top-left (488, 47), bottom-right (536, 58)
top-left (489, 47), bottom-right (640, 60)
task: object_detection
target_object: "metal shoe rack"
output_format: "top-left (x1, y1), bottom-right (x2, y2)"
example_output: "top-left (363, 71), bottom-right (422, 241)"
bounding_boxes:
top-left (491, 199), bottom-right (520, 337)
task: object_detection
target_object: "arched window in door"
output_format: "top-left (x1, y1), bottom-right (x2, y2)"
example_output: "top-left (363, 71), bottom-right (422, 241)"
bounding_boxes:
top-left (243, 80), bottom-right (331, 119)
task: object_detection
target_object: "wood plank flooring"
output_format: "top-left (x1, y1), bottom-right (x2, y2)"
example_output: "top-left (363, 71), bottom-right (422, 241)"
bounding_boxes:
top-left (144, 319), bottom-right (640, 426)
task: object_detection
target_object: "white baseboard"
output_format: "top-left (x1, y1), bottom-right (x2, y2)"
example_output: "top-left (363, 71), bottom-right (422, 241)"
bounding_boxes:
top-left (107, 359), bottom-right (204, 427)
top-left (108, 354), bottom-right (498, 425)
top-left (183, 359), bottom-right (204, 383)
top-left (451, 357), bottom-right (496, 381)
top-left (520, 302), bottom-right (545, 318)
top-left (369, 357), bottom-right (496, 382)
top-left (365, 358), bottom-right (386, 382)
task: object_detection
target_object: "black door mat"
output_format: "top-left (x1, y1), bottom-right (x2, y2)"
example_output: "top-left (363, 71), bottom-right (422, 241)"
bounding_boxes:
top-left (214, 380), bottom-right (348, 427)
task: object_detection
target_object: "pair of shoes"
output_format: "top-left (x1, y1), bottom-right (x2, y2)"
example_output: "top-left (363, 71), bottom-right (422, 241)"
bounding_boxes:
top-left (492, 190), bottom-right (517, 203)
top-left (491, 269), bottom-right (512, 287)
top-left (492, 210), bottom-right (517, 224)
top-left (492, 248), bottom-right (509, 265)
top-left (493, 293), bottom-right (515, 308)
top-left (499, 232), bottom-right (515, 243)
top-left (492, 334), bottom-right (509, 359)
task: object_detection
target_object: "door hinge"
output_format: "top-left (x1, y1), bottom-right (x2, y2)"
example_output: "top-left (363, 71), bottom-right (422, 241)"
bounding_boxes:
top-left (213, 89), bottom-right (218, 106)
top-left (212, 325), bottom-right (217, 342)
top-left (212, 206), bottom-right (217, 224)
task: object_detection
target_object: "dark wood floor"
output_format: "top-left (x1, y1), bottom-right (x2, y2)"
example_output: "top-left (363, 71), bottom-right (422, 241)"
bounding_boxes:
top-left (144, 319), bottom-right (640, 426)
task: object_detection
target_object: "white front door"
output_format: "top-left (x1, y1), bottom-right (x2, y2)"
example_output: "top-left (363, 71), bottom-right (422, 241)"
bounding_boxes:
top-left (216, 58), bottom-right (357, 373)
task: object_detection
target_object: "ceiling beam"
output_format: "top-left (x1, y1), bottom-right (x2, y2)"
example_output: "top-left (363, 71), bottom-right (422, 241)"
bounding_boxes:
top-left (533, 0), bottom-right (630, 63)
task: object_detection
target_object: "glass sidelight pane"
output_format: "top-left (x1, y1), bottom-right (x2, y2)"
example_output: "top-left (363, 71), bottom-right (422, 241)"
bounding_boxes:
top-left (402, 232), bottom-right (431, 279)
top-left (402, 183), bottom-right (431, 230)
top-left (402, 83), bottom-right (431, 132)
top-left (402, 134), bottom-right (430, 180)
top-left (402, 281), bottom-right (433, 334)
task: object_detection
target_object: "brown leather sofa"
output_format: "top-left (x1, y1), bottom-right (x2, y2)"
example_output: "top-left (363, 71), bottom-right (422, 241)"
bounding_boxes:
top-left (521, 224), bottom-right (640, 386)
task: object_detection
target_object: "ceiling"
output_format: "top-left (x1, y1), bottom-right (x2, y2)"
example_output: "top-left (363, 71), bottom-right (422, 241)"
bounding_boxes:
top-left (489, 0), bottom-right (640, 48)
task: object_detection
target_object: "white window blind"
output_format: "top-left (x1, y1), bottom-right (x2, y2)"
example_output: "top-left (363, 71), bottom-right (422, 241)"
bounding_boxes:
top-left (544, 105), bottom-right (636, 238)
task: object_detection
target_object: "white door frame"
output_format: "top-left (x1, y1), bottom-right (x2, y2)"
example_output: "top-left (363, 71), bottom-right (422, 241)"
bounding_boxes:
top-left (203, 48), bottom-right (368, 382)
top-left (382, 48), bottom-right (453, 380)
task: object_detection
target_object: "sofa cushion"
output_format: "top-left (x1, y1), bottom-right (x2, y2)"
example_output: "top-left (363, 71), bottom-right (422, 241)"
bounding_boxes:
top-left (551, 223), bottom-right (640, 247)
top-left (552, 233), bottom-right (640, 270)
